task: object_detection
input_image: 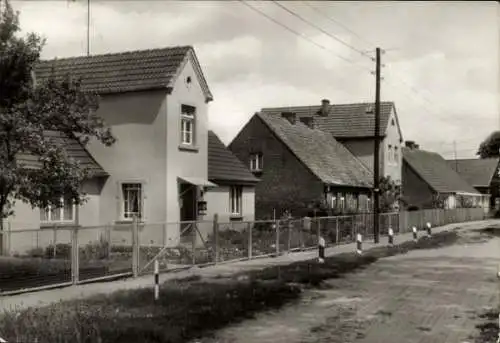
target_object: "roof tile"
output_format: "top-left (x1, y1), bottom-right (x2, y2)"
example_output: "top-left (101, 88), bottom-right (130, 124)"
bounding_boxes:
top-left (403, 147), bottom-right (479, 194)
top-left (446, 158), bottom-right (499, 188)
top-left (257, 112), bottom-right (373, 187)
top-left (208, 131), bottom-right (259, 185)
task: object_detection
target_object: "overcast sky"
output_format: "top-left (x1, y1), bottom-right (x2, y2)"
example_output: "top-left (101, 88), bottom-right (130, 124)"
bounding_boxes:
top-left (12, 0), bottom-right (499, 159)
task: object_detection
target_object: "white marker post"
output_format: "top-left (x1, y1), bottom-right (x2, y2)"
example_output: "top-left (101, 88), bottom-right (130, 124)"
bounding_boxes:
top-left (412, 226), bottom-right (418, 242)
top-left (318, 236), bottom-right (325, 263)
top-left (426, 222), bottom-right (432, 237)
top-left (154, 259), bottom-right (159, 301)
top-left (388, 227), bottom-right (394, 246)
top-left (356, 233), bottom-right (363, 255)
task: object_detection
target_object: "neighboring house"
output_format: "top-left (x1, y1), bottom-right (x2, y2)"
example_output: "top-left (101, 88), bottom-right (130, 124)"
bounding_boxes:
top-left (206, 130), bottom-right (259, 224)
top-left (229, 111), bottom-right (373, 219)
top-left (6, 46), bottom-right (234, 251)
top-left (446, 157), bottom-right (500, 211)
top-left (402, 142), bottom-right (485, 210)
top-left (260, 99), bottom-right (404, 185)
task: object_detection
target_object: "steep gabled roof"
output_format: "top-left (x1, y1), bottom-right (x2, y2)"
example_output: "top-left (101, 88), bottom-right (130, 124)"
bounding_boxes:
top-left (403, 147), bottom-right (479, 194)
top-left (256, 112), bottom-right (373, 188)
top-left (446, 157), bottom-right (500, 188)
top-left (17, 131), bottom-right (107, 177)
top-left (34, 46), bottom-right (213, 101)
top-left (208, 131), bottom-right (259, 185)
top-left (261, 101), bottom-right (399, 139)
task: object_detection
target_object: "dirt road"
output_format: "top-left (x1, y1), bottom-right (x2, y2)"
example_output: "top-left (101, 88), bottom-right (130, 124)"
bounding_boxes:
top-left (198, 227), bottom-right (500, 343)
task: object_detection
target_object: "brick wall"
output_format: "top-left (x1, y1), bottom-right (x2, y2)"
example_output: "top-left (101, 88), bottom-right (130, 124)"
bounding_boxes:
top-left (229, 115), bottom-right (324, 219)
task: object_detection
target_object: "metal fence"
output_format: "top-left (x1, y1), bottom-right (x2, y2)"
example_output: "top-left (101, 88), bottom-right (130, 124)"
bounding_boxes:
top-left (0, 207), bottom-right (485, 295)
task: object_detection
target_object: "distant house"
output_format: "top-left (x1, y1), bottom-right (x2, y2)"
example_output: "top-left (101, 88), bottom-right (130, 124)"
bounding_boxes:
top-left (260, 99), bottom-right (404, 185)
top-left (206, 130), bottom-right (259, 224)
top-left (229, 111), bottom-right (373, 219)
top-left (402, 142), bottom-right (485, 210)
top-left (446, 157), bottom-right (500, 211)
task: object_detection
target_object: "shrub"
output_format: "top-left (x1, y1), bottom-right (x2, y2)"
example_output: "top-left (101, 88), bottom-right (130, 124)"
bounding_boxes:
top-left (44, 243), bottom-right (71, 259)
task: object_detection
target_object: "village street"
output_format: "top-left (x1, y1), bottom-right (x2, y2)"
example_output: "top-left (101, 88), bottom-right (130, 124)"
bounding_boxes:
top-left (198, 226), bottom-right (500, 343)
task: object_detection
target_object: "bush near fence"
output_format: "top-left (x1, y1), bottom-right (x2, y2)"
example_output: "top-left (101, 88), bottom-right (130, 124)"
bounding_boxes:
top-left (0, 207), bottom-right (486, 294)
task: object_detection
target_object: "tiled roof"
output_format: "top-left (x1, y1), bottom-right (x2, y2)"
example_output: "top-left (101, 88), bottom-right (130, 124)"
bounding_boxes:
top-left (208, 130), bottom-right (259, 185)
top-left (257, 112), bottom-right (373, 188)
top-left (34, 46), bottom-right (213, 101)
top-left (402, 147), bottom-right (479, 194)
top-left (261, 101), bottom-right (397, 138)
top-left (17, 131), bottom-right (107, 177)
top-left (446, 157), bottom-right (499, 188)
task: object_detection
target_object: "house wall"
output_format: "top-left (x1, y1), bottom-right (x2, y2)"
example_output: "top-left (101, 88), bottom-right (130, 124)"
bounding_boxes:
top-left (402, 160), bottom-right (436, 209)
top-left (339, 107), bottom-right (402, 185)
top-left (229, 116), bottom-right (325, 219)
top-left (165, 57), bottom-right (209, 245)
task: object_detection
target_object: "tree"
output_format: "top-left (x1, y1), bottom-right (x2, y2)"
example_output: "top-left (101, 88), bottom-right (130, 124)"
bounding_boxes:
top-left (0, 1), bottom-right (115, 226)
top-left (477, 131), bottom-right (500, 158)
top-left (378, 176), bottom-right (401, 212)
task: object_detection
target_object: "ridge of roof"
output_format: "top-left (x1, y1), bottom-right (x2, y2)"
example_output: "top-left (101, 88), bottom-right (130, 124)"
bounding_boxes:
top-left (256, 112), bottom-right (373, 188)
top-left (445, 157), bottom-right (499, 188)
top-left (34, 46), bottom-right (213, 101)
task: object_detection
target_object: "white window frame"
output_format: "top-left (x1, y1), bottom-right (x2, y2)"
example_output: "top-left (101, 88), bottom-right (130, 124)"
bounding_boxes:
top-left (229, 186), bottom-right (243, 216)
top-left (249, 153), bottom-right (263, 172)
top-left (40, 196), bottom-right (75, 224)
top-left (180, 104), bottom-right (196, 146)
top-left (121, 182), bottom-right (143, 221)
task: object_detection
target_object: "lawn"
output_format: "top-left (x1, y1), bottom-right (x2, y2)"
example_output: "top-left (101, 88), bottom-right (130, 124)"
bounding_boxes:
top-left (0, 230), bottom-right (461, 343)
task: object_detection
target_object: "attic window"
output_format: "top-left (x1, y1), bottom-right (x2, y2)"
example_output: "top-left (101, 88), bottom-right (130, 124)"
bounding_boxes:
top-left (366, 105), bottom-right (374, 113)
top-left (250, 153), bottom-right (263, 172)
top-left (186, 76), bottom-right (192, 84)
top-left (391, 118), bottom-right (395, 126)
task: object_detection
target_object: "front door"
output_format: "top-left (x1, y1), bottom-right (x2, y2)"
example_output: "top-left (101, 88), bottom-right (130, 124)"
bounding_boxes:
top-left (179, 183), bottom-right (196, 242)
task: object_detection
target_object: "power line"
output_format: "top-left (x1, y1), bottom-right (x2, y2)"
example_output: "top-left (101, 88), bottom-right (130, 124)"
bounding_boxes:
top-left (238, 0), bottom-right (371, 73)
top-left (271, 1), bottom-right (374, 60)
top-left (301, 1), bottom-right (376, 48)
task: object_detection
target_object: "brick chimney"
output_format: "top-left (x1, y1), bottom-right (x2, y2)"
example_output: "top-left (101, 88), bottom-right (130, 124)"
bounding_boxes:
top-left (405, 140), bottom-right (418, 149)
top-left (299, 116), bottom-right (315, 129)
top-left (319, 99), bottom-right (330, 117)
top-left (281, 111), bottom-right (297, 125)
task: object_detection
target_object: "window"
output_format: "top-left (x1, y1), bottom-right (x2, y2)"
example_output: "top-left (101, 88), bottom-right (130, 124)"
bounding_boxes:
top-left (250, 153), bottom-right (263, 171)
top-left (180, 104), bottom-right (196, 145)
top-left (394, 146), bottom-right (399, 162)
top-left (229, 186), bottom-right (243, 216)
top-left (40, 196), bottom-right (75, 223)
top-left (122, 183), bottom-right (142, 220)
top-left (387, 145), bottom-right (393, 162)
top-left (391, 118), bottom-right (395, 126)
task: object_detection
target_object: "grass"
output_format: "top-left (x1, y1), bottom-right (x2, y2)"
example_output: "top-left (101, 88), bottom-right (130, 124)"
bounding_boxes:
top-left (471, 309), bottom-right (499, 343)
top-left (0, 230), bottom-right (462, 343)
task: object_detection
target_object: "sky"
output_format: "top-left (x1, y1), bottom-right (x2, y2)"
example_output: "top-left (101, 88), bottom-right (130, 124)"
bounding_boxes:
top-left (11, 0), bottom-right (500, 159)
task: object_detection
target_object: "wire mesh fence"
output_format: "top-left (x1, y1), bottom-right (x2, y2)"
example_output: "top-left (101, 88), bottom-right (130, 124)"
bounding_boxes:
top-left (0, 207), bottom-right (486, 294)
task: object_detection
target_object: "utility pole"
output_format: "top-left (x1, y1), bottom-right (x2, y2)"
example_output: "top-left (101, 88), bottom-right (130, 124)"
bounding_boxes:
top-left (373, 47), bottom-right (381, 244)
top-left (87, 0), bottom-right (90, 56)
top-left (453, 140), bottom-right (459, 172)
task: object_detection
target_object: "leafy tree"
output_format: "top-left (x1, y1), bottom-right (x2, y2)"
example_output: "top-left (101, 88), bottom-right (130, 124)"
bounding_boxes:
top-left (378, 176), bottom-right (401, 212)
top-left (0, 1), bottom-right (115, 227)
top-left (477, 131), bottom-right (500, 158)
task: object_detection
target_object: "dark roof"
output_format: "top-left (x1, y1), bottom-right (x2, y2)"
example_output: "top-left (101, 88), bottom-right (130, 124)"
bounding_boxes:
top-left (403, 147), bottom-right (479, 194)
top-left (208, 131), bottom-right (259, 185)
top-left (261, 101), bottom-right (399, 139)
top-left (446, 158), bottom-right (499, 188)
top-left (17, 131), bottom-right (107, 177)
top-left (34, 46), bottom-right (213, 101)
top-left (256, 112), bottom-right (373, 188)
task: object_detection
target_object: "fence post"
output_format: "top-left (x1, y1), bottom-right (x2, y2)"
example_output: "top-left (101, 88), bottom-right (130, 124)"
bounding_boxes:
top-left (335, 217), bottom-right (339, 244)
top-left (132, 216), bottom-right (139, 278)
top-left (213, 214), bottom-right (219, 263)
top-left (317, 218), bottom-right (322, 246)
top-left (71, 206), bottom-right (80, 285)
top-left (7, 221), bottom-right (11, 256)
top-left (191, 222), bottom-right (197, 265)
top-left (247, 221), bottom-right (252, 260)
top-left (275, 219), bottom-right (280, 256)
top-left (286, 219), bottom-right (292, 252)
top-left (106, 223), bottom-right (112, 258)
top-left (53, 225), bottom-right (57, 258)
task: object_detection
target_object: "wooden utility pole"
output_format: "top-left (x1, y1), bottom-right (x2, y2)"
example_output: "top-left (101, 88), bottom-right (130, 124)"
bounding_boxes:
top-left (373, 47), bottom-right (381, 244)
top-left (453, 140), bottom-right (459, 172)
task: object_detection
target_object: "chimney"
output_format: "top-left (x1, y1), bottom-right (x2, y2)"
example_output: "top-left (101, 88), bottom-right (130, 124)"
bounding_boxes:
top-left (281, 111), bottom-right (297, 125)
top-left (299, 116), bottom-right (315, 129)
top-left (319, 99), bottom-right (330, 117)
top-left (405, 140), bottom-right (418, 149)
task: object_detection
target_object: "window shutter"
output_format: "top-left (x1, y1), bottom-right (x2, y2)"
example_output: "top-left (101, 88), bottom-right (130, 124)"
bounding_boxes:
top-left (116, 181), bottom-right (122, 221)
top-left (141, 181), bottom-right (147, 221)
